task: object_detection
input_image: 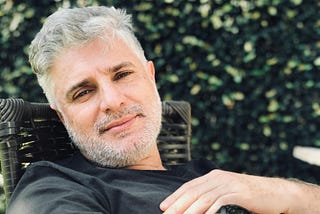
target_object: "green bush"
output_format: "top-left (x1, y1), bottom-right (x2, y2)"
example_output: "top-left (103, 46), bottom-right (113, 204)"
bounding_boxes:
top-left (1, 0), bottom-right (319, 211)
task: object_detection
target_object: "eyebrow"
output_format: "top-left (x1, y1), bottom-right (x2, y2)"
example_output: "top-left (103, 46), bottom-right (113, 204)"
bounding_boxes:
top-left (65, 61), bottom-right (136, 100)
top-left (108, 61), bottom-right (135, 73)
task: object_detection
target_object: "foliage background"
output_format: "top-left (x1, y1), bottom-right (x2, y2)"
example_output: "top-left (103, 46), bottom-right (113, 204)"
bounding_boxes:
top-left (0, 0), bottom-right (319, 212)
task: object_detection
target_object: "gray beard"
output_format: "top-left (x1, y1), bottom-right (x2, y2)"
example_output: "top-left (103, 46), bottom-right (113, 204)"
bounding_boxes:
top-left (63, 98), bottom-right (162, 168)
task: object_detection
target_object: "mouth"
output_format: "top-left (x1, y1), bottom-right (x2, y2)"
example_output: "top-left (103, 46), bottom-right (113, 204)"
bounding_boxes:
top-left (98, 113), bottom-right (144, 135)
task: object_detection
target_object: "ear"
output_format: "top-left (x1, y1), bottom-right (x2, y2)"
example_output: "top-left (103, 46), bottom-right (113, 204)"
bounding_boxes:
top-left (147, 61), bottom-right (156, 81)
top-left (50, 104), bottom-right (65, 125)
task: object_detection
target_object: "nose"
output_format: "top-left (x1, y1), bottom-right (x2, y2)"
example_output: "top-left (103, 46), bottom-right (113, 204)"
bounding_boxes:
top-left (99, 84), bottom-right (124, 113)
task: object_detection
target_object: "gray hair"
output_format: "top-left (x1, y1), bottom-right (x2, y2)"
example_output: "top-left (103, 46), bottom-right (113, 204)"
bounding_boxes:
top-left (29, 6), bottom-right (147, 105)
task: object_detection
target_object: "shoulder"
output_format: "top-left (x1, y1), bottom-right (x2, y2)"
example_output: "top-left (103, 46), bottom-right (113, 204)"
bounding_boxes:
top-left (23, 151), bottom-right (92, 174)
top-left (7, 155), bottom-right (108, 214)
top-left (169, 159), bottom-right (218, 178)
top-left (184, 158), bottom-right (218, 172)
top-left (11, 153), bottom-right (96, 195)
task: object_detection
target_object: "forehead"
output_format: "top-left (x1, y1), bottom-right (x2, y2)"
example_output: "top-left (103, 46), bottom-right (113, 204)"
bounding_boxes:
top-left (51, 38), bottom-right (143, 76)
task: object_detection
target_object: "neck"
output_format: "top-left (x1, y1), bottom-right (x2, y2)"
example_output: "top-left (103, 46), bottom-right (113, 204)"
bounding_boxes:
top-left (126, 145), bottom-right (166, 170)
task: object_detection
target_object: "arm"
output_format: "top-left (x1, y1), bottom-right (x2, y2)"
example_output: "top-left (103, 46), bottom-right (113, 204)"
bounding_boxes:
top-left (160, 169), bottom-right (320, 214)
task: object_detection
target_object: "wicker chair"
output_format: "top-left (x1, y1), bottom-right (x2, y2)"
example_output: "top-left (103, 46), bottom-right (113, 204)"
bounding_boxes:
top-left (0, 98), bottom-right (250, 214)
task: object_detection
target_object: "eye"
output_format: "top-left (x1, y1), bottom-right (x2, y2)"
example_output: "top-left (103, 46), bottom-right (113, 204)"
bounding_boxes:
top-left (114, 71), bottom-right (132, 81)
top-left (73, 89), bottom-right (92, 100)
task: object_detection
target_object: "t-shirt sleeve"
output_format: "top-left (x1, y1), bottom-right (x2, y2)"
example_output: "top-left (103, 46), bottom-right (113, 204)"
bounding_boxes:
top-left (6, 163), bottom-right (109, 214)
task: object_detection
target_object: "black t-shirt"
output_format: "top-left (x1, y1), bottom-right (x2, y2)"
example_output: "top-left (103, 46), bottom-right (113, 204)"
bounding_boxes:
top-left (7, 152), bottom-right (217, 214)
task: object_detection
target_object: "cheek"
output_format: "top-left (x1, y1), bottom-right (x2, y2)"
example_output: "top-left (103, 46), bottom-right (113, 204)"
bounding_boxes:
top-left (64, 105), bottom-right (97, 130)
top-left (145, 82), bottom-right (159, 100)
top-left (132, 79), bottom-right (158, 98)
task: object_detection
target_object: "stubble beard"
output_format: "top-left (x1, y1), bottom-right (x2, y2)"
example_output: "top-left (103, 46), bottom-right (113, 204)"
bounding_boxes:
top-left (63, 96), bottom-right (162, 168)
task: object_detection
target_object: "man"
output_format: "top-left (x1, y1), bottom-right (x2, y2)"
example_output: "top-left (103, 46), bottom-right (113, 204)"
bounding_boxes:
top-left (7, 6), bottom-right (320, 214)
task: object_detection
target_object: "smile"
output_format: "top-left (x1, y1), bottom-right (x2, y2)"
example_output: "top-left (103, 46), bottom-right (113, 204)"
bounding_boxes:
top-left (99, 114), bottom-right (141, 135)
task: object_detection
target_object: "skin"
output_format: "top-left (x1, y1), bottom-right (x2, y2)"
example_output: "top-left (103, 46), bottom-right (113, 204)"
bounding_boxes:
top-left (47, 33), bottom-right (320, 214)
top-left (159, 170), bottom-right (320, 213)
top-left (49, 37), bottom-right (164, 170)
top-left (160, 170), bottom-right (293, 213)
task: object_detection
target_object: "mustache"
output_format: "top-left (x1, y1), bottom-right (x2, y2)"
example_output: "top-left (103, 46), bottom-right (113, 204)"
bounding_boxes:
top-left (94, 105), bottom-right (145, 134)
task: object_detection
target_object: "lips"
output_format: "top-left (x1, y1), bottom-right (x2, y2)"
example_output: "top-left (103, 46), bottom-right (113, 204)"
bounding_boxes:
top-left (99, 114), bottom-right (142, 135)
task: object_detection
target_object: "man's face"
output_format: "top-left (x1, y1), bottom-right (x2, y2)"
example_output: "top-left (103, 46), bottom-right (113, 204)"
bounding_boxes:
top-left (50, 38), bottom-right (162, 168)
